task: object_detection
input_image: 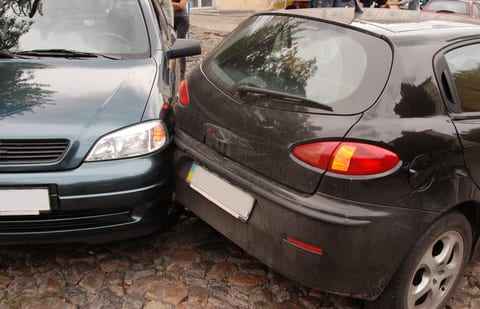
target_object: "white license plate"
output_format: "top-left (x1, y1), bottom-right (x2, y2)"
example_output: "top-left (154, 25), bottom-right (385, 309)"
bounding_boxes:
top-left (0, 188), bottom-right (50, 215)
top-left (187, 163), bottom-right (255, 222)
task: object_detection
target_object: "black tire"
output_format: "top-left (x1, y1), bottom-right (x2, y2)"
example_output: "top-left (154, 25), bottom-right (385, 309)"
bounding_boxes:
top-left (366, 211), bottom-right (472, 309)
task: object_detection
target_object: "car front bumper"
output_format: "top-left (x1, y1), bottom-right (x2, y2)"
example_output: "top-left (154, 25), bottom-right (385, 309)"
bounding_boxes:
top-left (0, 148), bottom-right (173, 244)
top-left (173, 130), bottom-right (440, 300)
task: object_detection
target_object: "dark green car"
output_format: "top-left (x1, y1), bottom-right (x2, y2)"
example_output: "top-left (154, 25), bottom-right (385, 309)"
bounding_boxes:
top-left (0, 0), bottom-right (200, 243)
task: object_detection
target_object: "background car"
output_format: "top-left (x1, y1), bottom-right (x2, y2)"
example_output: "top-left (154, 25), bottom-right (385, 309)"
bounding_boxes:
top-left (0, 0), bottom-right (200, 244)
top-left (173, 7), bottom-right (480, 308)
top-left (422, 0), bottom-right (480, 18)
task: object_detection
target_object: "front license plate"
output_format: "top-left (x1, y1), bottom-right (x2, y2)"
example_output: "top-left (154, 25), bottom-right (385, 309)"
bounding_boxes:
top-left (0, 188), bottom-right (50, 216)
top-left (187, 163), bottom-right (255, 222)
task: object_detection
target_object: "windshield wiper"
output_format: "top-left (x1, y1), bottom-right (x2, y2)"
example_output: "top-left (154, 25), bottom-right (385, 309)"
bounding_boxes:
top-left (16, 49), bottom-right (121, 60)
top-left (0, 52), bottom-right (15, 59)
top-left (0, 52), bottom-right (28, 59)
top-left (236, 84), bottom-right (333, 112)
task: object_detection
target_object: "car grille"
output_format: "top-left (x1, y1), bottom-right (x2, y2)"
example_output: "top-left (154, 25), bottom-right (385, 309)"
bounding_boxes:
top-left (0, 139), bottom-right (70, 164)
top-left (0, 210), bottom-right (133, 232)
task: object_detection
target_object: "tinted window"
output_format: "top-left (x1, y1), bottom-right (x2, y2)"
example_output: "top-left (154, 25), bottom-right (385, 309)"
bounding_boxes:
top-left (204, 15), bottom-right (392, 113)
top-left (445, 44), bottom-right (480, 112)
top-left (1, 0), bottom-right (149, 57)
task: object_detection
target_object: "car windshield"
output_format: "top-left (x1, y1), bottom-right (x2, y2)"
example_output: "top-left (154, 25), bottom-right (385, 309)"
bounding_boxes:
top-left (0, 0), bottom-right (149, 58)
top-left (425, 1), bottom-right (470, 15)
top-left (205, 14), bottom-right (392, 111)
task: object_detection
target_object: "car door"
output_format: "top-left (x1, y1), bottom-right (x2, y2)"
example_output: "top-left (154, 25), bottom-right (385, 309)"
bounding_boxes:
top-left (442, 42), bottom-right (480, 189)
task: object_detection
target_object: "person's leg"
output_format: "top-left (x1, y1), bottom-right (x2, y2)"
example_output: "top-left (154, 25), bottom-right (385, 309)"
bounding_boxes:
top-left (408, 0), bottom-right (419, 9)
top-left (174, 15), bottom-right (190, 78)
top-left (321, 0), bottom-right (333, 7)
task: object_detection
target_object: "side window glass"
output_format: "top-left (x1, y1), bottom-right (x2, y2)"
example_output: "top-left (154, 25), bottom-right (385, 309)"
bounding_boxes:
top-left (474, 4), bottom-right (480, 17)
top-left (151, 0), bottom-right (173, 85)
top-left (445, 44), bottom-right (480, 112)
top-left (151, 0), bottom-right (170, 45)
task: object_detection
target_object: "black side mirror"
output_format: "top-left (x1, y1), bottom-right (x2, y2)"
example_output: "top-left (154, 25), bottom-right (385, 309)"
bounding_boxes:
top-left (166, 39), bottom-right (202, 59)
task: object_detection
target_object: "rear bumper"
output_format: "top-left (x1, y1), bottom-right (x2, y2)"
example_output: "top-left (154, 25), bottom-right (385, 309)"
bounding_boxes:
top-left (0, 148), bottom-right (173, 244)
top-left (173, 130), bottom-right (439, 300)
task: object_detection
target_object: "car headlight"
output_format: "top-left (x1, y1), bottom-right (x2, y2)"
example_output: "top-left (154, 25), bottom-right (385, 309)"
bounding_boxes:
top-left (85, 120), bottom-right (168, 162)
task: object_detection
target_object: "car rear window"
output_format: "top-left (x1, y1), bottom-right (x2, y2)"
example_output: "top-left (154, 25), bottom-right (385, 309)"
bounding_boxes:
top-left (425, 1), bottom-right (470, 15)
top-left (204, 14), bottom-right (392, 114)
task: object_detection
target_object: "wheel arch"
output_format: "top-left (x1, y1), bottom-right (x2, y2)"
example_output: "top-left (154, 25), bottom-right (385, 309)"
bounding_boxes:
top-left (455, 201), bottom-right (480, 260)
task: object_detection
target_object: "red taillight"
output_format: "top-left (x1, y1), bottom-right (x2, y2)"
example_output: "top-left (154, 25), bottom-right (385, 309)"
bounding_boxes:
top-left (178, 79), bottom-right (189, 106)
top-left (285, 236), bottom-right (324, 255)
top-left (293, 141), bottom-right (399, 176)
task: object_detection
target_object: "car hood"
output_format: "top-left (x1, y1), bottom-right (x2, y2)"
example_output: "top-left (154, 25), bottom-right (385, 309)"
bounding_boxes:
top-left (0, 58), bottom-right (158, 168)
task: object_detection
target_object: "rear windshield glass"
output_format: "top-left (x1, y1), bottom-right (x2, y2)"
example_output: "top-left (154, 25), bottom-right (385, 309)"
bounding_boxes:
top-left (1, 0), bottom-right (149, 58)
top-left (204, 14), bottom-right (392, 113)
top-left (425, 1), bottom-right (470, 15)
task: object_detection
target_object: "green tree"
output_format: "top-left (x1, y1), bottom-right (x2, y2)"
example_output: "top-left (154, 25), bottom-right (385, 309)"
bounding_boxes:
top-left (0, 0), bottom-right (33, 50)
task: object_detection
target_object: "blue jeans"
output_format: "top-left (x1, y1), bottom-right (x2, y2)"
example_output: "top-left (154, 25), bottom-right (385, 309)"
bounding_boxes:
top-left (408, 0), bottom-right (420, 9)
top-left (310, 0), bottom-right (319, 7)
top-left (174, 15), bottom-right (190, 77)
top-left (321, 0), bottom-right (346, 6)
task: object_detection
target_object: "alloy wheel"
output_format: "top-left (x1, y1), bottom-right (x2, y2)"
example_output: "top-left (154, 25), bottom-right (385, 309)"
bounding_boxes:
top-left (407, 231), bottom-right (465, 309)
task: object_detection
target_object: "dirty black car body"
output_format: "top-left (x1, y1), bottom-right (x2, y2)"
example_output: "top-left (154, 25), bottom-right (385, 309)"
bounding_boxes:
top-left (173, 8), bottom-right (480, 308)
top-left (0, 0), bottom-right (200, 244)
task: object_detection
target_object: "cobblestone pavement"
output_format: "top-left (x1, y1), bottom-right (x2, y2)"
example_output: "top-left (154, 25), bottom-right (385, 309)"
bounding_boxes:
top-left (0, 12), bottom-right (479, 309)
top-left (0, 214), bottom-right (365, 309)
top-left (0, 212), bottom-right (479, 309)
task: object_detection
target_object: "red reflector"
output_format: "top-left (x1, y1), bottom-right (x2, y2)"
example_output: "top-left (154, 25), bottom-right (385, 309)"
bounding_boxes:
top-left (178, 79), bottom-right (189, 106)
top-left (159, 103), bottom-right (170, 119)
top-left (293, 141), bottom-right (399, 176)
top-left (285, 236), bottom-right (324, 255)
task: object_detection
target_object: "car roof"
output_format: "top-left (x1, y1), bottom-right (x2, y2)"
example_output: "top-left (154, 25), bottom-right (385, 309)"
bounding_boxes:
top-left (261, 8), bottom-right (480, 42)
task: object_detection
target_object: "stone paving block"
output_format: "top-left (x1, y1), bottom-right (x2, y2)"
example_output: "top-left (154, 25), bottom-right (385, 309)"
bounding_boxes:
top-left (227, 273), bottom-right (269, 288)
top-left (18, 297), bottom-right (75, 309)
top-left (99, 258), bottom-right (130, 273)
top-left (207, 262), bottom-right (236, 280)
top-left (144, 279), bottom-right (188, 306)
top-left (121, 294), bottom-right (144, 309)
top-left (78, 270), bottom-right (105, 293)
top-left (187, 285), bottom-right (208, 304)
top-left (37, 278), bottom-right (63, 295)
top-left (0, 275), bottom-right (10, 290)
top-left (144, 300), bottom-right (175, 309)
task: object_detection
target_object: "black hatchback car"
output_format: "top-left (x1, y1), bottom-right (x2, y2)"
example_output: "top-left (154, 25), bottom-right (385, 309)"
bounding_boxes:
top-left (0, 0), bottom-right (200, 244)
top-left (173, 8), bottom-right (480, 309)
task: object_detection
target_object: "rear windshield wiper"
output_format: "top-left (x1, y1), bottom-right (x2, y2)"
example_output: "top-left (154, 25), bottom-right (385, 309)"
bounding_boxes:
top-left (436, 10), bottom-right (456, 13)
top-left (236, 84), bottom-right (333, 112)
top-left (15, 49), bottom-right (121, 60)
